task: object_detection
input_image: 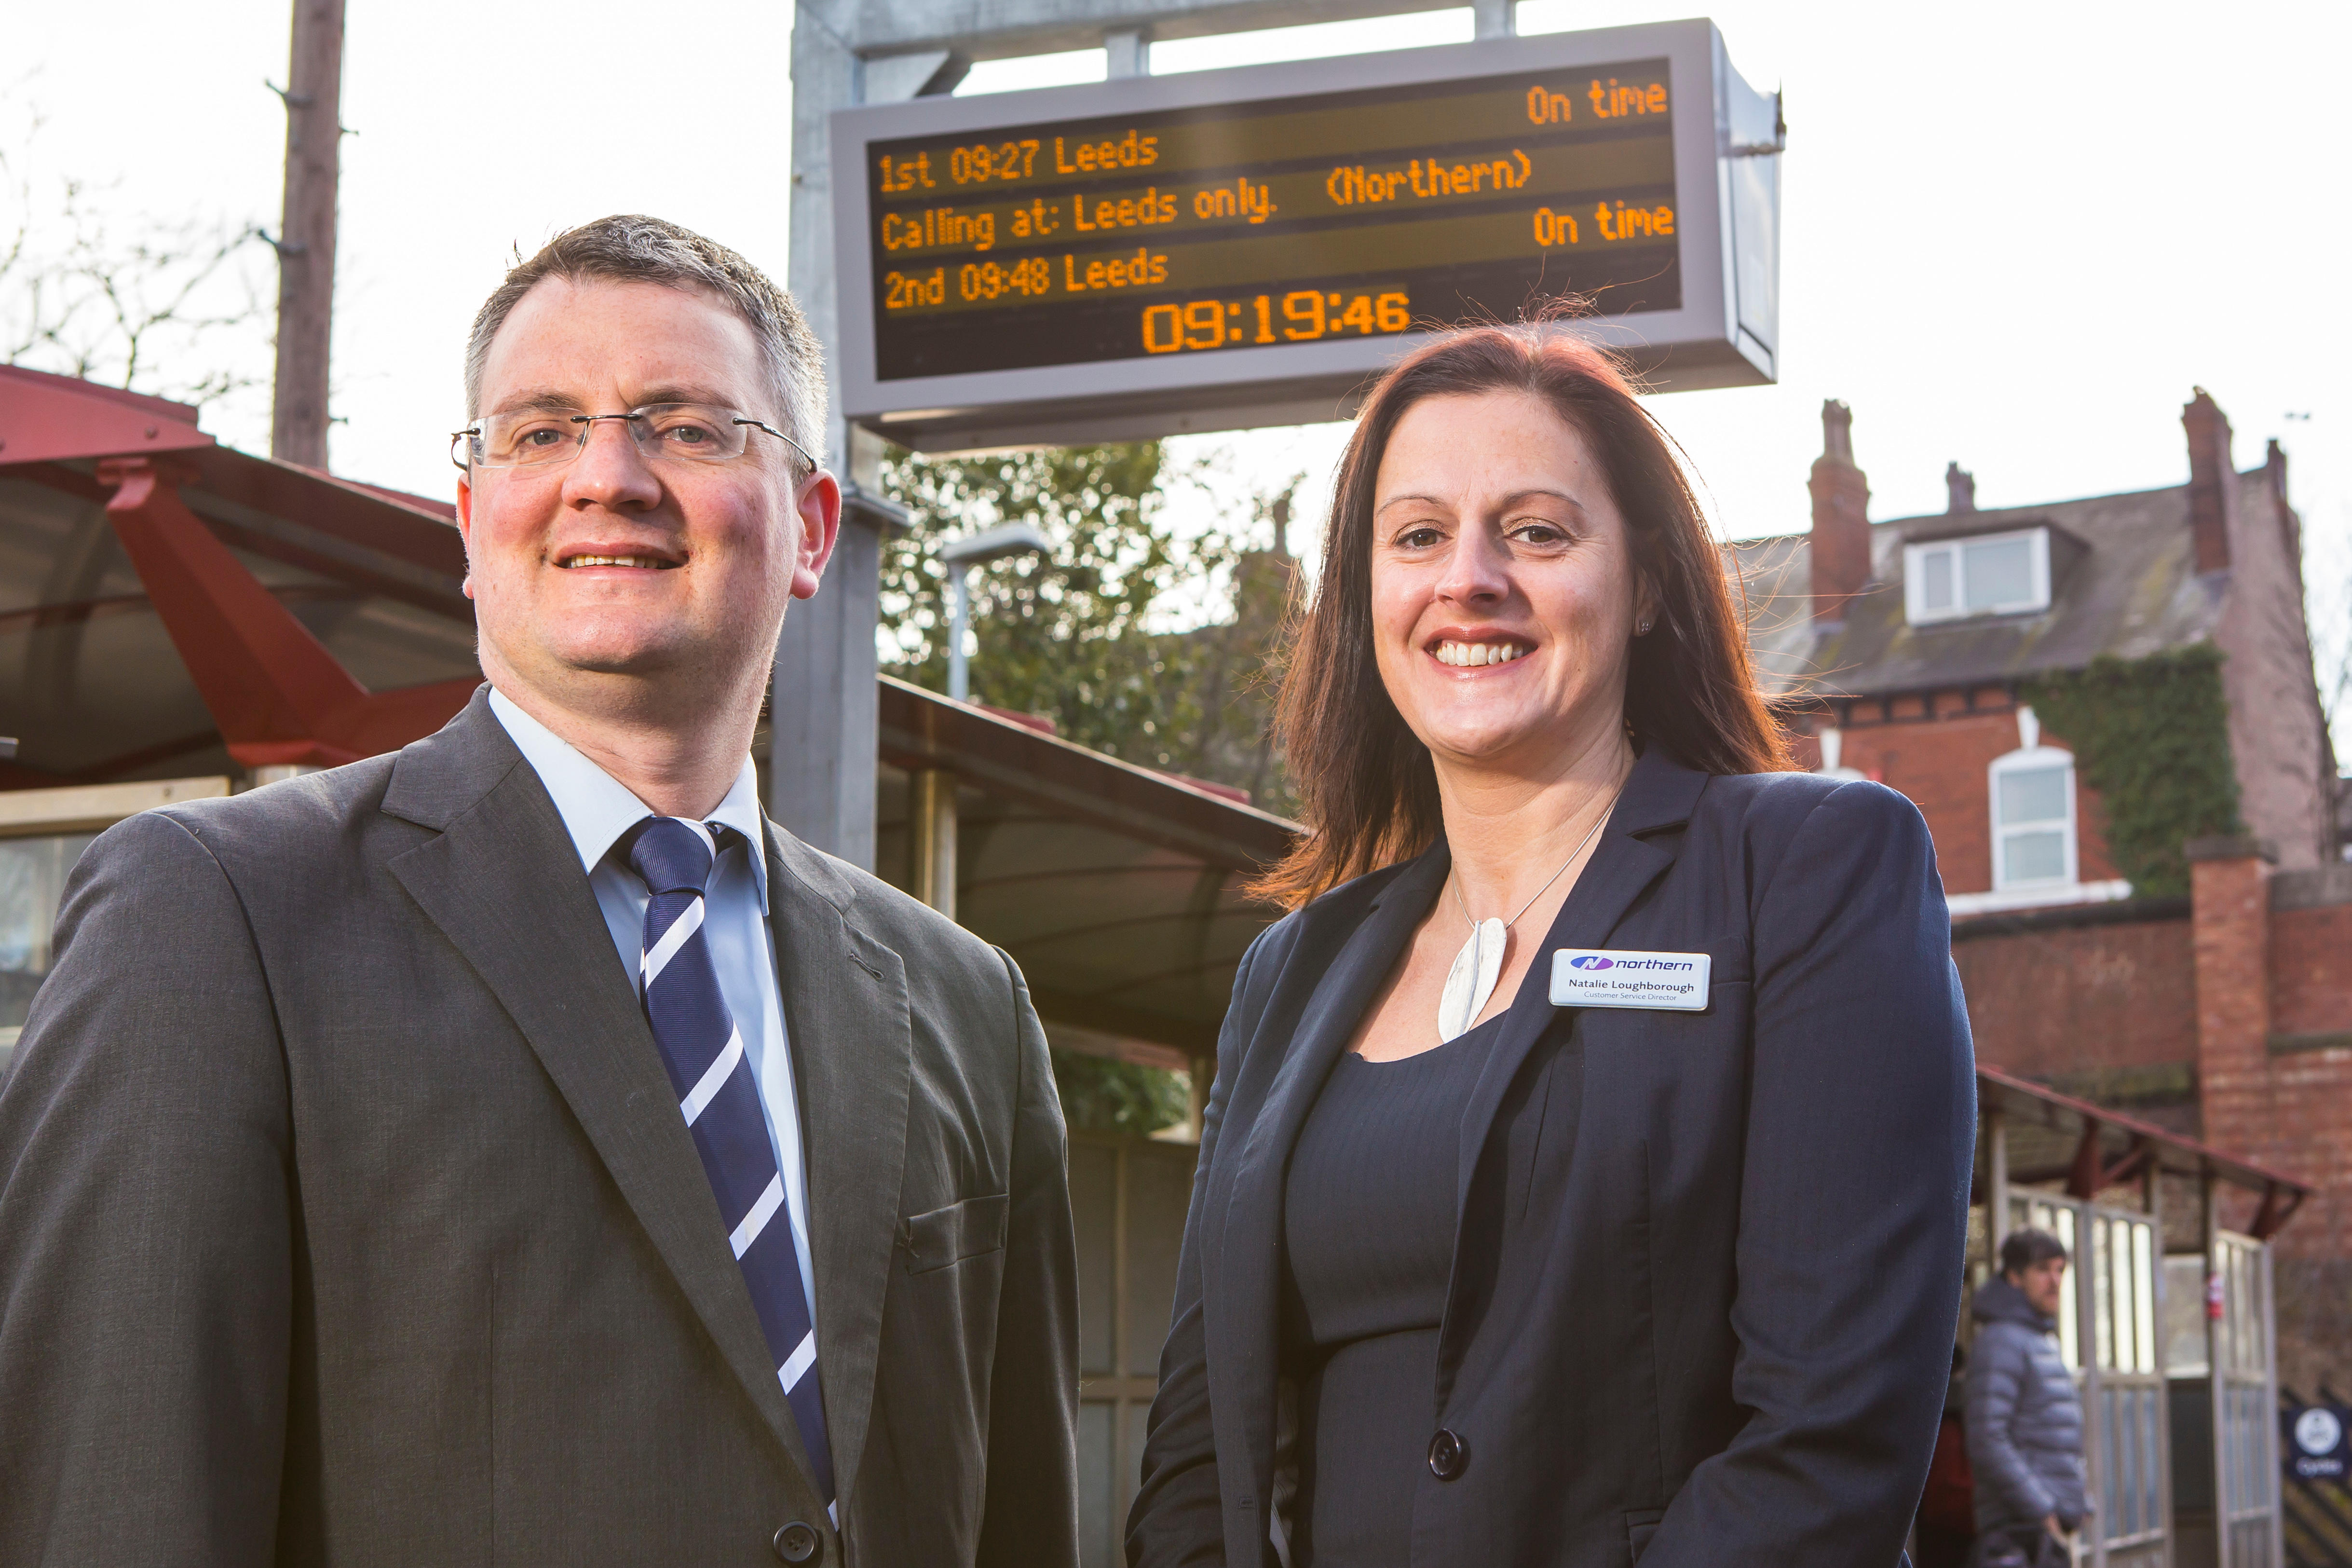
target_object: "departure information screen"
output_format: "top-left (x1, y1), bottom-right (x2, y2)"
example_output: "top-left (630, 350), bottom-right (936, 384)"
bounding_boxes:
top-left (863, 58), bottom-right (1682, 383)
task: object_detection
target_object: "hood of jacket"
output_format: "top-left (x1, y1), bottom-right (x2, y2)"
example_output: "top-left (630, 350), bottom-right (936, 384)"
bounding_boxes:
top-left (1971, 1275), bottom-right (2056, 1334)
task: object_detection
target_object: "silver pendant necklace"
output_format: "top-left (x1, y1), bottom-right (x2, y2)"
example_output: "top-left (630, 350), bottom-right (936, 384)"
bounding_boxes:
top-left (1436, 787), bottom-right (1624, 1043)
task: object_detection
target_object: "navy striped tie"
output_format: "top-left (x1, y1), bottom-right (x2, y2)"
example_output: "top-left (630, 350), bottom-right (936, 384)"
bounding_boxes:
top-left (628, 818), bottom-right (834, 1505)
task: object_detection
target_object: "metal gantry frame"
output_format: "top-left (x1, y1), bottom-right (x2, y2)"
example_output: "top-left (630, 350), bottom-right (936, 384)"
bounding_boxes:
top-left (775, 0), bottom-right (1523, 869)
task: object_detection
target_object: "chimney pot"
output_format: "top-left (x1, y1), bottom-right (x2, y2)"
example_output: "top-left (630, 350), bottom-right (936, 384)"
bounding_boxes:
top-left (2182, 388), bottom-right (2237, 574)
top-left (1945, 462), bottom-right (1976, 515)
top-left (1808, 401), bottom-right (1871, 625)
top-left (1821, 400), bottom-right (1854, 465)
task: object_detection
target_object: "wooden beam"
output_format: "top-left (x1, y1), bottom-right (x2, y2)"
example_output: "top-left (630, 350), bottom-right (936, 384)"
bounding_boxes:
top-left (270, 0), bottom-right (346, 469)
top-left (2066, 1116), bottom-right (2104, 1200)
top-left (2250, 1180), bottom-right (2301, 1241)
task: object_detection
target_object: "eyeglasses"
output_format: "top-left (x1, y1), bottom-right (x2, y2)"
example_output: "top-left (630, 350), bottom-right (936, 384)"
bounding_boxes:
top-left (450, 403), bottom-right (819, 474)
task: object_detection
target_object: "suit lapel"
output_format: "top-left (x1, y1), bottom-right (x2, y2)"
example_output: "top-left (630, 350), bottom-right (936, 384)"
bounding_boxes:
top-left (1210, 847), bottom-right (1449, 1494)
top-left (764, 828), bottom-right (911, 1521)
top-left (1452, 749), bottom-right (1710, 1214)
top-left (381, 696), bottom-right (827, 1508)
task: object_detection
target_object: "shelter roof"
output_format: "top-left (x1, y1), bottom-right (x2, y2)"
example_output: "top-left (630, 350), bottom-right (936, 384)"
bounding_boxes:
top-left (0, 366), bottom-right (471, 784)
top-left (1980, 1061), bottom-right (2309, 1224)
top-left (876, 676), bottom-right (1295, 1053)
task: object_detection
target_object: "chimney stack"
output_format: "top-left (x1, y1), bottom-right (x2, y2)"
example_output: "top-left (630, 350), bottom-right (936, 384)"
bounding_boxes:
top-left (1945, 462), bottom-right (1976, 514)
top-left (1809, 400), bottom-right (1871, 625)
top-left (2182, 388), bottom-right (2237, 574)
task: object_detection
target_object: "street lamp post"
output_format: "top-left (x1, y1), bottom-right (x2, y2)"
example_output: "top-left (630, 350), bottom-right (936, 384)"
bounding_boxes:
top-left (939, 521), bottom-right (1051, 703)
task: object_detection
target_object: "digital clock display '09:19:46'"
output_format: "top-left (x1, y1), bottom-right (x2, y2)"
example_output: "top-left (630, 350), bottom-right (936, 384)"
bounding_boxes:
top-left (1142, 289), bottom-right (1412, 354)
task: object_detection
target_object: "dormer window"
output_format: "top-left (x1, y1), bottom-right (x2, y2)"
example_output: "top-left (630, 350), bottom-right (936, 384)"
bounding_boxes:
top-left (1904, 527), bottom-right (2052, 624)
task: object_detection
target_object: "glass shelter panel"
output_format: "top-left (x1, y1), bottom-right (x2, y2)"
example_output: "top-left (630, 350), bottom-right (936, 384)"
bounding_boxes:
top-left (2011, 1195), bottom-right (2082, 1369)
top-left (2212, 1232), bottom-right (2281, 1568)
top-left (0, 832), bottom-right (95, 1033)
top-left (2008, 1194), bottom-right (2170, 1568)
top-left (0, 778), bottom-right (232, 1078)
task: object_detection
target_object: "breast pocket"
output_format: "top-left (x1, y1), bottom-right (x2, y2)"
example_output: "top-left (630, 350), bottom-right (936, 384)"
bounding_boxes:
top-left (899, 1192), bottom-right (1009, 1275)
top-left (1624, 1507), bottom-right (1665, 1563)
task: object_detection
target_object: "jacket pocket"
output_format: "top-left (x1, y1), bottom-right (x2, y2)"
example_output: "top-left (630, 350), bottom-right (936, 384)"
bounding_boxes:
top-left (899, 1192), bottom-right (1009, 1274)
top-left (1623, 1508), bottom-right (1664, 1564)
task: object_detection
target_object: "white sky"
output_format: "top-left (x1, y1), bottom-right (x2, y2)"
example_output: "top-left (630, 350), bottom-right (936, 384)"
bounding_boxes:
top-left (6, 0), bottom-right (2348, 707)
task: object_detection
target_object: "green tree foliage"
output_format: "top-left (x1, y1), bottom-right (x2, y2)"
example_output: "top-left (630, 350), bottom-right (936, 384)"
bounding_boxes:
top-left (879, 441), bottom-right (1222, 764)
top-left (878, 441), bottom-right (1298, 1136)
top-left (2022, 645), bottom-right (2245, 900)
top-left (1048, 1049), bottom-right (1192, 1137)
top-left (877, 441), bottom-right (1299, 814)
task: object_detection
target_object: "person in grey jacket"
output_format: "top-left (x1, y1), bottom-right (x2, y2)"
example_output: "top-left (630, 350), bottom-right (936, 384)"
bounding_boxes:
top-left (1965, 1228), bottom-right (2089, 1567)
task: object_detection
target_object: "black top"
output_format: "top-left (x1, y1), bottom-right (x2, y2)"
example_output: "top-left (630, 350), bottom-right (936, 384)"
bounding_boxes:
top-left (1127, 749), bottom-right (1976, 1568)
top-left (1280, 1015), bottom-right (1502, 1567)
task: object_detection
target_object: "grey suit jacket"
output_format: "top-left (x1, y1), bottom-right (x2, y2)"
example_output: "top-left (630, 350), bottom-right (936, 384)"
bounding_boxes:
top-left (0, 691), bottom-right (1080, 1567)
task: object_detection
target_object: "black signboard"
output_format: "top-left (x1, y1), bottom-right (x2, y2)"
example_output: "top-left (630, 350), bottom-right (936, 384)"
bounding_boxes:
top-left (863, 59), bottom-right (1681, 382)
top-left (830, 21), bottom-right (1780, 450)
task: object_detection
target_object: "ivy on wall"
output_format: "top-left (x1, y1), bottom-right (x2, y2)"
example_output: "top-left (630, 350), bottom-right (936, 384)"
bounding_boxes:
top-left (2021, 645), bottom-right (2244, 900)
top-left (1049, 1049), bottom-right (1191, 1138)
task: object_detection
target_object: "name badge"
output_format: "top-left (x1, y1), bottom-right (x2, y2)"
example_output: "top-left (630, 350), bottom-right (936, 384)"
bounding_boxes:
top-left (1550, 948), bottom-right (1712, 1011)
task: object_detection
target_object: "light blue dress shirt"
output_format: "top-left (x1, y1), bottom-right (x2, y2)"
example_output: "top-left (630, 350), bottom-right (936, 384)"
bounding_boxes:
top-left (489, 688), bottom-right (816, 1319)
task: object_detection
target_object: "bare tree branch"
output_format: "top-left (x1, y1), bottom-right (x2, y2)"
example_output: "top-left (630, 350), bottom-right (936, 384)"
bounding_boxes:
top-left (1, 96), bottom-right (271, 410)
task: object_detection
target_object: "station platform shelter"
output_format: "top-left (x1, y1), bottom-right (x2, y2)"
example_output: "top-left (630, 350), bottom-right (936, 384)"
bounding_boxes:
top-left (1975, 1065), bottom-right (2308, 1568)
top-left (0, 365), bottom-right (2313, 1566)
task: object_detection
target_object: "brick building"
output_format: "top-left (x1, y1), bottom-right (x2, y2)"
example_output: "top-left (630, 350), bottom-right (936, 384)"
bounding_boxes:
top-left (1731, 394), bottom-right (2351, 1392)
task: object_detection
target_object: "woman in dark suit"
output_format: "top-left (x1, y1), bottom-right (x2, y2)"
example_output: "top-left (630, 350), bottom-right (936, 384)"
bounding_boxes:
top-left (1126, 322), bottom-right (1975, 1568)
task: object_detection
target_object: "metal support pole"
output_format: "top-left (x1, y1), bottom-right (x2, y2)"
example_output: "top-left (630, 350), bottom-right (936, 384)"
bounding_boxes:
top-left (269, 0), bottom-right (346, 470)
top-left (776, 8), bottom-right (942, 869)
top-left (2204, 1167), bottom-right (2230, 1568)
top-left (1471, 0), bottom-right (1515, 40)
top-left (1105, 27), bottom-right (1153, 77)
top-left (910, 768), bottom-right (958, 918)
top-left (948, 570), bottom-right (972, 702)
top-left (2261, 1241), bottom-right (2284, 1568)
top-left (779, 0), bottom-right (1526, 865)
top-left (1987, 1104), bottom-right (2010, 1259)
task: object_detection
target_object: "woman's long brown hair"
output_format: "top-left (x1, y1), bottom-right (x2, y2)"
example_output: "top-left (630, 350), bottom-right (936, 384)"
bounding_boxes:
top-left (1254, 319), bottom-right (1794, 909)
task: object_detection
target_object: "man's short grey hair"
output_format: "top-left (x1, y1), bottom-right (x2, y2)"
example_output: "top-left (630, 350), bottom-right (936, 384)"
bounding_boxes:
top-left (464, 214), bottom-right (826, 466)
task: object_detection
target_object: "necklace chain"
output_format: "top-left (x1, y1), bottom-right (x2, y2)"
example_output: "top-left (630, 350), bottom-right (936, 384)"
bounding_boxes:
top-left (1449, 783), bottom-right (1626, 934)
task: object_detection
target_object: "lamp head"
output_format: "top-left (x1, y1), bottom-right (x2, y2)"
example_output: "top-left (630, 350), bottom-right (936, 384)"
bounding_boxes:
top-left (940, 520), bottom-right (1052, 567)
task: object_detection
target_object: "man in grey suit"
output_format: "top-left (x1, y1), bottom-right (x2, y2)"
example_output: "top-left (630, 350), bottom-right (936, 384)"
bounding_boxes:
top-left (0, 215), bottom-right (1079, 1567)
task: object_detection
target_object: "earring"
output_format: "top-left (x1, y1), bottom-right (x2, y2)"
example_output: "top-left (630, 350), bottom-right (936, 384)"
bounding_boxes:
top-left (1636, 618), bottom-right (1654, 635)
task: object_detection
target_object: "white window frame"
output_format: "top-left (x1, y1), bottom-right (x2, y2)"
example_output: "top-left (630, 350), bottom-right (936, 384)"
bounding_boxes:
top-left (1813, 724), bottom-right (1864, 781)
top-left (1988, 725), bottom-right (2079, 893)
top-left (1904, 526), bottom-right (2052, 625)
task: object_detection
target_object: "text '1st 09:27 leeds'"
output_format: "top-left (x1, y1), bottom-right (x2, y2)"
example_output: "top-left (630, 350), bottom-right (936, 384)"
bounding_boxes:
top-left (864, 59), bottom-right (1687, 383)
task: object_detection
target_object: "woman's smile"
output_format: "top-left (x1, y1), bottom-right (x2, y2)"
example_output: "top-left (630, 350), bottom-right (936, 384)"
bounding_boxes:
top-left (1430, 637), bottom-right (1533, 668)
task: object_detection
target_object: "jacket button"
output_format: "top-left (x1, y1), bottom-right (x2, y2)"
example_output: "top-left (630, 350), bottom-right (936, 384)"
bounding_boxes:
top-left (774, 1521), bottom-right (822, 1564)
top-left (1428, 1427), bottom-right (1468, 1481)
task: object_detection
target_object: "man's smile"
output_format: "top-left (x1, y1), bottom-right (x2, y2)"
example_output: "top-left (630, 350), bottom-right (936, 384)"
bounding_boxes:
top-left (554, 548), bottom-right (684, 570)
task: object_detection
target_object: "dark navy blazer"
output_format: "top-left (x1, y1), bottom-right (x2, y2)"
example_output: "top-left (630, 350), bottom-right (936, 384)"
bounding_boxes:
top-left (1127, 749), bottom-right (1977, 1568)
